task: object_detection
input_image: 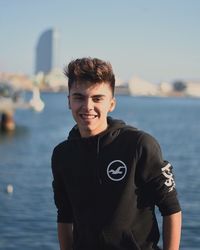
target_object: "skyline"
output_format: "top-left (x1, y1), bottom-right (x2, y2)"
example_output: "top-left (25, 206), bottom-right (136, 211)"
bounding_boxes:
top-left (1, 0), bottom-right (200, 83)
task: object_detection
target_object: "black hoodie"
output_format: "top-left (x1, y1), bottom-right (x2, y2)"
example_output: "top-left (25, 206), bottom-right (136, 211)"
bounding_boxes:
top-left (51, 117), bottom-right (181, 250)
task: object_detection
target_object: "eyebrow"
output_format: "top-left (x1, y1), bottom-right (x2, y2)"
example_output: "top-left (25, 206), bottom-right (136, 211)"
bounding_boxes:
top-left (71, 93), bottom-right (106, 98)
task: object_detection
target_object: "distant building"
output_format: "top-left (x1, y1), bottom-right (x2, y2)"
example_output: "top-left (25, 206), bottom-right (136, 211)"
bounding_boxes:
top-left (159, 82), bottom-right (174, 96)
top-left (128, 76), bottom-right (159, 96)
top-left (35, 28), bottom-right (60, 74)
top-left (185, 81), bottom-right (200, 97)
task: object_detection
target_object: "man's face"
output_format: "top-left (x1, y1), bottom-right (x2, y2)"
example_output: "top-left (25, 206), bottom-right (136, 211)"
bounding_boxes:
top-left (68, 82), bottom-right (116, 137)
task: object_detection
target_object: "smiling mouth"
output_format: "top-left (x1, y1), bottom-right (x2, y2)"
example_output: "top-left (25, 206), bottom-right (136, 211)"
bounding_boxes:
top-left (80, 114), bottom-right (98, 120)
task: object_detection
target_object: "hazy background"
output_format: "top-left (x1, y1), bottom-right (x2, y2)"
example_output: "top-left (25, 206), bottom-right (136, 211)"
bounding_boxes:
top-left (1, 0), bottom-right (200, 83)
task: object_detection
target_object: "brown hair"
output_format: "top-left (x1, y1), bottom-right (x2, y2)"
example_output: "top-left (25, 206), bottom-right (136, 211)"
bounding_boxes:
top-left (64, 57), bottom-right (115, 96)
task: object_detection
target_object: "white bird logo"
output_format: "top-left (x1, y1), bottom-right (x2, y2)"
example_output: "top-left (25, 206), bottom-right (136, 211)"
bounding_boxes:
top-left (107, 160), bottom-right (127, 181)
top-left (108, 166), bottom-right (125, 175)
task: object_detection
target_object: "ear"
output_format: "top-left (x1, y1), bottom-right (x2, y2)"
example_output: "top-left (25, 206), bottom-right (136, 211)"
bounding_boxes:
top-left (109, 97), bottom-right (116, 112)
top-left (68, 95), bottom-right (71, 109)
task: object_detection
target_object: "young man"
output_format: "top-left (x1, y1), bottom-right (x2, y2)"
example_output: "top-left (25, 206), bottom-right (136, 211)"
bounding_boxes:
top-left (51, 57), bottom-right (182, 250)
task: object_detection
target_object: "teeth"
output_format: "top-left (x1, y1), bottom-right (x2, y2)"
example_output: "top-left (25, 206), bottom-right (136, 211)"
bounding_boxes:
top-left (81, 114), bottom-right (97, 119)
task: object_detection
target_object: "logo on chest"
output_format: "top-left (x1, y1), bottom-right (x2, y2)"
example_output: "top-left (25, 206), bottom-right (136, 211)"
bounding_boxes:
top-left (107, 160), bottom-right (127, 181)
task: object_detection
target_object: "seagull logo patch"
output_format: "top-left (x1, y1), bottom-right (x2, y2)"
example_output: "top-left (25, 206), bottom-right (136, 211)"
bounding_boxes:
top-left (107, 160), bottom-right (127, 181)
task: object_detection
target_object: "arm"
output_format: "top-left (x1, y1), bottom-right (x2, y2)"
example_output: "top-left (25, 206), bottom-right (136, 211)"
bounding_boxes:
top-left (58, 223), bottom-right (73, 250)
top-left (163, 211), bottom-right (182, 250)
top-left (135, 133), bottom-right (182, 249)
top-left (52, 147), bottom-right (74, 250)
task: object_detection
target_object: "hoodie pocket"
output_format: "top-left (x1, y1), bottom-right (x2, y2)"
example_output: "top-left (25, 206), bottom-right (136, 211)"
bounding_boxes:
top-left (121, 231), bottom-right (141, 250)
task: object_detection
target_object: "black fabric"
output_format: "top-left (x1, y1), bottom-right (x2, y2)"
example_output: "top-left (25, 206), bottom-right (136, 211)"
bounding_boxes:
top-left (51, 117), bottom-right (181, 250)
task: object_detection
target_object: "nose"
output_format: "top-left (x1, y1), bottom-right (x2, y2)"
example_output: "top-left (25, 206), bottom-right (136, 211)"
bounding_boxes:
top-left (82, 98), bottom-right (94, 111)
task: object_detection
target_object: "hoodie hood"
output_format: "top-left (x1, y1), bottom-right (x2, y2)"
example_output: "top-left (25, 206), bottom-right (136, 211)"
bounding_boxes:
top-left (67, 116), bottom-right (127, 147)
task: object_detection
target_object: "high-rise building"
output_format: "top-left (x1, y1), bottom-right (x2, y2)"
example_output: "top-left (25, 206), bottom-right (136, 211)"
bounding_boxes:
top-left (35, 28), bottom-right (60, 74)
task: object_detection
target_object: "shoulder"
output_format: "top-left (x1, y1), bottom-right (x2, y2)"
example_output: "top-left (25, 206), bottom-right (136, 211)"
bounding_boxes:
top-left (121, 126), bottom-right (161, 152)
top-left (137, 131), bottom-right (160, 147)
top-left (53, 139), bottom-right (68, 152)
top-left (54, 140), bottom-right (68, 151)
top-left (51, 140), bottom-right (70, 172)
top-left (120, 125), bottom-right (157, 144)
top-left (136, 131), bottom-right (163, 161)
top-left (52, 140), bottom-right (69, 160)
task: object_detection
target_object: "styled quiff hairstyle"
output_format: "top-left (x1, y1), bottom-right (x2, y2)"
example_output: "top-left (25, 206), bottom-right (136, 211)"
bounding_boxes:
top-left (64, 57), bottom-right (115, 96)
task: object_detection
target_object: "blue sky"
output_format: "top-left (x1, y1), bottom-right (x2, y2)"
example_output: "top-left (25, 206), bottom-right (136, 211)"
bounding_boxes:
top-left (1, 0), bottom-right (200, 83)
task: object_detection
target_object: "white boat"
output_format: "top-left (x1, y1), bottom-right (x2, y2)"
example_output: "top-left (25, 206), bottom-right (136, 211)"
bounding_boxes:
top-left (29, 87), bottom-right (45, 112)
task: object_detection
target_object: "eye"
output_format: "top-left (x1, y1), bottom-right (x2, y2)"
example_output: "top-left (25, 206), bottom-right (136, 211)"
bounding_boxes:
top-left (73, 96), bottom-right (84, 101)
top-left (93, 96), bottom-right (103, 102)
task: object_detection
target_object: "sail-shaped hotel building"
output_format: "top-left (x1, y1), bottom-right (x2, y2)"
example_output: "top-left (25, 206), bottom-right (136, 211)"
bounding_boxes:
top-left (35, 28), bottom-right (59, 74)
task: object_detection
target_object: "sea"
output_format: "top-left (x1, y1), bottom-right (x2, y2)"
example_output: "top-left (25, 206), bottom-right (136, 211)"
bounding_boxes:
top-left (0, 92), bottom-right (199, 250)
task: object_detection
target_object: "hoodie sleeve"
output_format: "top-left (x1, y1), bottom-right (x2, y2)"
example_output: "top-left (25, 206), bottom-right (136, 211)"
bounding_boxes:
top-left (136, 132), bottom-right (181, 216)
top-left (51, 146), bottom-right (74, 223)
